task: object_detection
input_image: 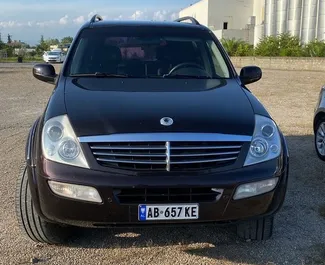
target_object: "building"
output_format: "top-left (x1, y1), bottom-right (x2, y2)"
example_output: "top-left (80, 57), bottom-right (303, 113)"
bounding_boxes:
top-left (179, 0), bottom-right (325, 46)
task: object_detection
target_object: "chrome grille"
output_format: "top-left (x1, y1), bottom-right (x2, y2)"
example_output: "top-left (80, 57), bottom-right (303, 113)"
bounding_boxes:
top-left (88, 140), bottom-right (244, 171)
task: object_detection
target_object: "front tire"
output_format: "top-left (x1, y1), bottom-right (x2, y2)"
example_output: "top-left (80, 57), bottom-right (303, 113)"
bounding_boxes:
top-left (15, 162), bottom-right (74, 244)
top-left (236, 216), bottom-right (274, 241)
top-left (315, 118), bottom-right (325, 161)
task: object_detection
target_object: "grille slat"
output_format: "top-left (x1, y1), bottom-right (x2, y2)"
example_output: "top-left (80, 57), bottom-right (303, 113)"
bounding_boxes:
top-left (170, 157), bottom-right (238, 164)
top-left (89, 140), bottom-right (243, 171)
top-left (171, 151), bottom-right (240, 157)
top-left (96, 158), bottom-right (166, 164)
top-left (171, 145), bottom-right (242, 150)
top-left (91, 146), bottom-right (165, 150)
top-left (93, 152), bottom-right (166, 157)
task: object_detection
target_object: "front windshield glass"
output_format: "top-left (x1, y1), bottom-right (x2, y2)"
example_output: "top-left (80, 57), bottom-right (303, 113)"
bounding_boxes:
top-left (67, 26), bottom-right (231, 79)
top-left (49, 52), bottom-right (60, 55)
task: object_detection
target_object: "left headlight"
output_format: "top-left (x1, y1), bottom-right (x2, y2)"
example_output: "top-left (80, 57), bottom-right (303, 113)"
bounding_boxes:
top-left (244, 115), bottom-right (281, 167)
top-left (42, 115), bottom-right (89, 168)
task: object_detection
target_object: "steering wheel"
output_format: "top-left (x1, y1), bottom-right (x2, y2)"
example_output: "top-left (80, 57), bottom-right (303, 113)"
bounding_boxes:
top-left (167, 62), bottom-right (206, 76)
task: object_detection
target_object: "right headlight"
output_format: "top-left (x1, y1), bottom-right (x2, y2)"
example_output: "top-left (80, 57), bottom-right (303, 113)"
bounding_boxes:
top-left (41, 115), bottom-right (89, 169)
top-left (244, 115), bottom-right (282, 166)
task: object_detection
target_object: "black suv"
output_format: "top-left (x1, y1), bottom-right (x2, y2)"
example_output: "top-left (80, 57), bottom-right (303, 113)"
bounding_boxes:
top-left (15, 15), bottom-right (289, 244)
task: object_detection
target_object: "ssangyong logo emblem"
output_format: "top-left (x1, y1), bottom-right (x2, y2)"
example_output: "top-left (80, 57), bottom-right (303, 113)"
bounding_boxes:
top-left (160, 117), bottom-right (173, 126)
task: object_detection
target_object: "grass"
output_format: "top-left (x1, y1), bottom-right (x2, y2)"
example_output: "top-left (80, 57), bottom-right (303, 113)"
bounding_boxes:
top-left (0, 56), bottom-right (43, 63)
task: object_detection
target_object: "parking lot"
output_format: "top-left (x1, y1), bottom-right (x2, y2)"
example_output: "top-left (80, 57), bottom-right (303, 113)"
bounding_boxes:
top-left (1, 63), bottom-right (325, 265)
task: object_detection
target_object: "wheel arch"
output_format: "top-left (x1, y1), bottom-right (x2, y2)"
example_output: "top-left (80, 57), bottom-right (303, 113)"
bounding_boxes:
top-left (314, 110), bottom-right (325, 133)
top-left (25, 116), bottom-right (49, 220)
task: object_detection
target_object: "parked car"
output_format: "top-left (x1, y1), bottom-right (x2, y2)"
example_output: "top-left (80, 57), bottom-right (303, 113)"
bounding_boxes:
top-left (43, 50), bottom-right (66, 63)
top-left (313, 85), bottom-right (325, 160)
top-left (15, 15), bottom-right (289, 245)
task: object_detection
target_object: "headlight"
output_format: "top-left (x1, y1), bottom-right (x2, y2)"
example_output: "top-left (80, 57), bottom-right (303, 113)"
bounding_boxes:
top-left (42, 115), bottom-right (89, 168)
top-left (244, 115), bottom-right (281, 166)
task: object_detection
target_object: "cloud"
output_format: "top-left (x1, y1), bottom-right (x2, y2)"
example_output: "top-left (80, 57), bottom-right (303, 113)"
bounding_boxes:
top-left (59, 15), bottom-right (69, 25)
top-left (0, 21), bottom-right (23, 28)
top-left (130, 10), bottom-right (179, 21)
top-left (130, 10), bottom-right (147, 20)
top-left (35, 20), bottom-right (57, 27)
top-left (73, 16), bottom-right (85, 25)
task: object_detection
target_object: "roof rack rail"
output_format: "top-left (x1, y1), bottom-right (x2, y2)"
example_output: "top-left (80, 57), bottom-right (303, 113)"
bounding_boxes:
top-left (90, 14), bottom-right (103, 23)
top-left (174, 16), bottom-right (200, 25)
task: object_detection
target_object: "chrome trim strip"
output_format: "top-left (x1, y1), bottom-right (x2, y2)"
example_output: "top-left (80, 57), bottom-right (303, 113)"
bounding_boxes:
top-left (166, 141), bottom-right (170, 171)
top-left (93, 152), bottom-right (166, 157)
top-left (90, 146), bottom-right (165, 150)
top-left (79, 133), bottom-right (252, 143)
top-left (171, 151), bottom-right (240, 157)
top-left (170, 157), bottom-right (237, 164)
top-left (171, 145), bottom-right (242, 150)
top-left (96, 158), bottom-right (166, 164)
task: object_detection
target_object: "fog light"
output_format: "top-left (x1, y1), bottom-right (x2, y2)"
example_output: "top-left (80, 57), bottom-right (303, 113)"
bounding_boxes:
top-left (233, 178), bottom-right (279, 200)
top-left (48, 181), bottom-right (102, 203)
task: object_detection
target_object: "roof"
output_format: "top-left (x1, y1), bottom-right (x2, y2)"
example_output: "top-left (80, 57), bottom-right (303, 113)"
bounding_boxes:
top-left (93, 20), bottom-right (202, 29)
top-left (80, 15), bottom-right (209, 31)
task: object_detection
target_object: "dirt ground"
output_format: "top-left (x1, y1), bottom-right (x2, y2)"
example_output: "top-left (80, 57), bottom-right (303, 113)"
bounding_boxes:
top-left (1, 64), bottom-right (325, 265)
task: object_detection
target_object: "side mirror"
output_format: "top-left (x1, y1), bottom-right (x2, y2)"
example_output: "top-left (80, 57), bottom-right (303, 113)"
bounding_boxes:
top-left (240, 66), bottom-right (262, 85)
top-left (33, 63), bottom-right (57, 85)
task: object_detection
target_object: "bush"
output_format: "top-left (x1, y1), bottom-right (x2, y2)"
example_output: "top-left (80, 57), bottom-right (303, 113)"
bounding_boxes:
top-left (255, 33), bottom-right (303, 57)
top-left (303, 40), bottom-right (325, 57)
top-left (220, 38), bottom-right (254, 56)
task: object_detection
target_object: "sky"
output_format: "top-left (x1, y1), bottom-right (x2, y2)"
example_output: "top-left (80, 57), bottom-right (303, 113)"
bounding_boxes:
top-left (0, 0), bottom-right (198, 45)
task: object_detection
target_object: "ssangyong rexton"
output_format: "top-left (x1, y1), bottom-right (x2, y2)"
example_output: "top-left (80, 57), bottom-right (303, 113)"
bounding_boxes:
top-left (15, 15), bottom-right (289, 244)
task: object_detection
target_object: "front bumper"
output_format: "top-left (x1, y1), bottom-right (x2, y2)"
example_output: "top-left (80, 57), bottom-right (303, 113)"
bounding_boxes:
top-left (29, 154), bottom-right (289, 228)
top-left (47, 58), bottom-right (60, 63)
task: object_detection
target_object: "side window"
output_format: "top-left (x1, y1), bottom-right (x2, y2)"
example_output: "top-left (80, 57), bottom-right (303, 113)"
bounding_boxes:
top-left (206, 40), bottom-right (230, 78)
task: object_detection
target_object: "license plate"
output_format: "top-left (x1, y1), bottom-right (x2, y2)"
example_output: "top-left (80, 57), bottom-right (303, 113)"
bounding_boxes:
top-left (138, 204), bottom-right (199, 221)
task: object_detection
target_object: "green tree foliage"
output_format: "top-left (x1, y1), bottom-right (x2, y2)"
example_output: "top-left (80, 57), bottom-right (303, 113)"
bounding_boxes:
top-left (47, 38), bottom-right (60, 45)
top-left (254, 33), bottom-right (303, 57)
top-left (220, 38), bottom-right (254, 56)
top-left (303, 40), bottom-right (325, 57)
top-left (61, 36), bottom-right (73, 44)
top-left (36, 35), bottom-right (50, 55)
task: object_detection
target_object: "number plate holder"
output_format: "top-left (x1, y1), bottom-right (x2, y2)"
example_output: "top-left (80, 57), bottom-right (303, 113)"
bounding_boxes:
top-left (138, 204), bottom-right (199, 221)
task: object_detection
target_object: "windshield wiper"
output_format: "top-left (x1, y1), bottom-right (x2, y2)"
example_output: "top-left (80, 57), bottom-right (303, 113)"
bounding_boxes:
top-left (70, 72), bottom-right (129, 78)
top-left (163, 74), bottom-right (212, 79)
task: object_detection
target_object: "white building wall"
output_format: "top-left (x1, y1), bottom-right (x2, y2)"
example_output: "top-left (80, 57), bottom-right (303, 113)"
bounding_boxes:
top-left (179, 0), bottom-right (325, 45)
top-left (208, 0), bottom-right (254, 30)
top-left (264, 0), bottom-right (325, 43)
top-left (179, 0), bottom-right (209, 27)
top-left (253, 0), bottom-right (266, 46)
top-left (317, 0), bottom-right (325, 41)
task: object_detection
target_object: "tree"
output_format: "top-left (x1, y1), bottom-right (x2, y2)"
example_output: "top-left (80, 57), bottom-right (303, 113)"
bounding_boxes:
top-left (61, 36), bottom-right (73, 44)
top-left (47, 38), bottom-right (60, 45)
top-left (35, 35), bottom-right (50, 55)
top-left (7, 34), bottom-right (12, 44)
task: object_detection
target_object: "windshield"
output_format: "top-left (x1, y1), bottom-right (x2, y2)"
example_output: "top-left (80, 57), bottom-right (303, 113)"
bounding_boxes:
top-left (67, 27), bottom-right (231, 79)
top-left (49, 52), bottom-right (60, 55)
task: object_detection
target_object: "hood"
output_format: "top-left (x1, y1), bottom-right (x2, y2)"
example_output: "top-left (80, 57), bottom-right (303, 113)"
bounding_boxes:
top-left (64, 78), bottom-right (255, 137)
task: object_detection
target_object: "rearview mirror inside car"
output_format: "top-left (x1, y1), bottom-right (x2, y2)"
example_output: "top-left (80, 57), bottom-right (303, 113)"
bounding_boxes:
top-left (240, 66), bottom-right (262, 85)
top-left (33, 64), bottom-right (57, 85)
